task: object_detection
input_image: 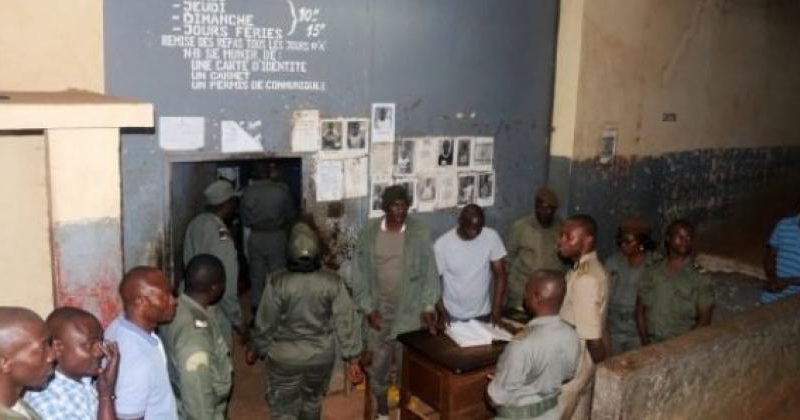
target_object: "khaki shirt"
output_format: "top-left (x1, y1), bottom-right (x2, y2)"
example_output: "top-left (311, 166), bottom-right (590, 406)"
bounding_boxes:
top-left (638, 259), bottom-right (714, 343)
top-left (159, 294), bottom-right (232, 420)
top-left (505, 215), bottom-right (563, 310)
top-left (183, 212), bottom-right (242, 342)
top-left (560, 251), bottom-right (609, 341)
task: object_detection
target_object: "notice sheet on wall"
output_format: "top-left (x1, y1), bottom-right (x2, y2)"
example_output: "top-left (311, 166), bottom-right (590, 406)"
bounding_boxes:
top-left (315, 159), bottom-right (343, 202)
top-left (290, 109), bottom-right (320, 152)
top-left (159, 116), bottom-right (205, 151)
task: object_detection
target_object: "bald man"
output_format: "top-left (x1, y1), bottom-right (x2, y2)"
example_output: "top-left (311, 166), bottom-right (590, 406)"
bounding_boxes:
top-left (25, 307), bottom-right (119, 420)
top-left (0, 306), bottom-right (54, 420)
top-left (105, 267), bottom-right (178, 420)
top-left (487, 271), bottom-right (580, 420)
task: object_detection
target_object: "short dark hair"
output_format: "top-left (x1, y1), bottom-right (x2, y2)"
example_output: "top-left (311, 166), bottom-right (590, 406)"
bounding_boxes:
top-left (46, 306), bottom-right (100, 338)
top-left (665, 219), bottom-right (695, 237)
top-left (184, 254), bottom-right (225, 293)
top-left (567, 214), bottom-right (597, 239)
top-left (381, 185), bottom-right (411, 211)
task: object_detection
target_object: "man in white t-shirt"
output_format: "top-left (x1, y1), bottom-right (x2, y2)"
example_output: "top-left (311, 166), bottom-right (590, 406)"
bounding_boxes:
top-left (434, 204), bottom-right (507, 325)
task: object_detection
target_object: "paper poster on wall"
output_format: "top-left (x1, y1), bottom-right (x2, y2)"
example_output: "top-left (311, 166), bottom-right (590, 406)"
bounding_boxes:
top-left (436, 172), bottom-right (458, 209)
top-left (344, 157), bottom-right (369, 198)
top-left (394, 139), bottom-right (415, 175)
top-left (437, 137), bottom-right (455, 169)
top-left (457, 172), bottom-right (477, 206)
top-left (416, 174), bottom-right (437, 212)
top-left (159, 116), bottom-right (205, 151)
top-left (315, 159), bottom-right (344, 202)
top-left (476, 172), bottom-right (495, 207)
top-left (415, 137), bottom-right (438, 173)
top-left (371, 103), bottom-right (395, 144)
top-left (472, 137), bottom-right (494, 170)
top-left (370, 143), bottom-right (393, 181)
top-left (369, 180), bottom-right (389, 218)
top-left (456, 137), bottom-right (473, 168)
top-left (290, 110), bottom-right (320, 152)
top-left (221, 120), bottom-right (263, 153)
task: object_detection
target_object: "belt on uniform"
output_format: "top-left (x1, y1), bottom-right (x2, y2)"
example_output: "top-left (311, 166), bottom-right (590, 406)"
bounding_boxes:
top-left (496, 394), bottom-right (559, 419)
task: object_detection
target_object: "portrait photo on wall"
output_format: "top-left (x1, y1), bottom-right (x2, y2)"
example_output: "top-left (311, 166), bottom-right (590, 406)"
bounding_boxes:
top-left (457, 173), bottom-right (476, 206)
top-left (394, 139), bottom-right (416, 175)
top-left (369, 181), bottom-right (389, 218)
top-left (477, 172), bottom-right (495, 207)
top-left (416, 175), bottom-right (437, 212)
top-left (456, 137), bottom-right (472, 167)
top-left (472, 137), bottom-right (494, 170)
top-left (346, 119), bottom-right (368, 151)
top-left (437, 137), bottom-right (454, 167)
top-left (371, 103), bottom-right (395, 144)
top-left (320, 119), bottom-right (343, 151)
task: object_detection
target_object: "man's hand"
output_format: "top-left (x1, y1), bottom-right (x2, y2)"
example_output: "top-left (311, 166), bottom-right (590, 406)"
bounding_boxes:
top-left (347, 360), bottom-right (364, 384)
top-left (490, 308), bottom-right (502, 326)
top-left (245, 349), bottom-right (258, 365)
top-left (367, 310), bottom-right (384, 331)
top-left (436, 307), bottom-right (450, 332)
top-left (96, 341), bottom-right (119, 398)
top-left (421, 311), bottom-right (438, 335)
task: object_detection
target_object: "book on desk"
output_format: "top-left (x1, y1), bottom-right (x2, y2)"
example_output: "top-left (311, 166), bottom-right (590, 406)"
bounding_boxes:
top-left (445, 319), bottom-right (513, 347)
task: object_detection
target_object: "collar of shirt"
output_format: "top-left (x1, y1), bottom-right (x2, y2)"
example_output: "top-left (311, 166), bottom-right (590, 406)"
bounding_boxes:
top-left (575, 251), bottom-right (598, 267)
top-left (178, 293), bottom-right (210, 316)
top-left (53, 370), bottom-right (94, 388)
top-left (526, 315), bottom-right (561, 328)
top-left (117, 315), bottom-right (160, 346)
top-left (380, 218), bottom-right (406, 233)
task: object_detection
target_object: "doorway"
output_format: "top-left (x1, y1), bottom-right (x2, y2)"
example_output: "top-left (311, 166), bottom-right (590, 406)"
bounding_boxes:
top-left (167, 157), bottom-right (302, 289)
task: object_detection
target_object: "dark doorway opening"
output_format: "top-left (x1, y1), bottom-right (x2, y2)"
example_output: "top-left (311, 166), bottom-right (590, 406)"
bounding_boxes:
top-left (167, 157), bottom-right (302, 290)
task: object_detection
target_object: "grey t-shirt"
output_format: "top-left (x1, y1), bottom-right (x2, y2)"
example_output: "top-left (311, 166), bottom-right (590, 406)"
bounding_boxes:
top-left (375, 228), bottom-right (405, 326)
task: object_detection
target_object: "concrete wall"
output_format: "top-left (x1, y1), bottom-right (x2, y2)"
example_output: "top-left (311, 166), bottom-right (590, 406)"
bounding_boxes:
top-left (0, 0), bottom-right (103, 92)
top-left (550, 0), bottom-right (800, 258)
top-left (593, 294), bottom-right (800, 420)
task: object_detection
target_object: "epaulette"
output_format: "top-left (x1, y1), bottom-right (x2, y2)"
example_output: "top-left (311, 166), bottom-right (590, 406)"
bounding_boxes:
top-left (575, 261), bottom-right (589, 276)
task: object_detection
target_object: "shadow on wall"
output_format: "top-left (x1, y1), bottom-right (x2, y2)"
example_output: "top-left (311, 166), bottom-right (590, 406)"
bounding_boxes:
top-left (560, 146), bottom-right (800, 261)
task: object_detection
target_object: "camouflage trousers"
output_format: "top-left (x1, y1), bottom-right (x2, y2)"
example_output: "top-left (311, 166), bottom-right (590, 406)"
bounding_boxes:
top-left (267, 361), bottom-right (333, 420)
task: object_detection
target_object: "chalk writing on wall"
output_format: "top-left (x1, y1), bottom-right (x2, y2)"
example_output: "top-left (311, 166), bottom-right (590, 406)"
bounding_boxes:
top-left (160, 0), bottom-right (328, 91)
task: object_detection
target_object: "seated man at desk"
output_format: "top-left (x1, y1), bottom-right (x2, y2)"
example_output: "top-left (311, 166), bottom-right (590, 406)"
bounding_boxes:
top-left (488, 270), bottom-right (580, 420)
top-left (434, 204), bottom-right (507, 325)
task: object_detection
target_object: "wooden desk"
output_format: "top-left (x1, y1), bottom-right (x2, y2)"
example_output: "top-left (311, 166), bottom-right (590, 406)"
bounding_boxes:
top-left (397, 330), bottom-right (507, 420)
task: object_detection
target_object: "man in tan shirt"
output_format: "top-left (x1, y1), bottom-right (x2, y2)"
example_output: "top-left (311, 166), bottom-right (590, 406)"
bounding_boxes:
top-left (557, 214), bottom-right (609, 419)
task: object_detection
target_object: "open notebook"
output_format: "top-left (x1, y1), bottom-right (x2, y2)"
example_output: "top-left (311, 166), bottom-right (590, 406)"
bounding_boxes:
top-left (445, 319), bottom-right (513, 347)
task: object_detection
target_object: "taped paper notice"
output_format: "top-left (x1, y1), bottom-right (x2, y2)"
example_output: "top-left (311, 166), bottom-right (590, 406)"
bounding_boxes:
top-left (315, 159), bottom-right (343, 202)
top-left (159, 116), bottom-right (204, 151)
top-left (344, 157), bottom-right (368, 198)
top-left (291, 109), bottom-right (320, 152)
top-left (221, 120), bottom-right (263, 153)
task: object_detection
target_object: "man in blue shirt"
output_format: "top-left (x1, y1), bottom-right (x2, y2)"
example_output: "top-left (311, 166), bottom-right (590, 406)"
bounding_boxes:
top-left (105, 267), bottom-right (178, 420)
top-left (761, 211), bottom-right (800, 304)
top-left (25, 307), bottom-right (119, 420)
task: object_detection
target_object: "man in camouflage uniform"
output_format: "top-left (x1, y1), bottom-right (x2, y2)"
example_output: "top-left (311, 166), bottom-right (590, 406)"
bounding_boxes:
top-left (183, 179), bottom-right (245, 347)
top-left (248, 223), bottom-right (363, 420)
top-left (636, 219), bottom-right (714, 345)
top-left (160, 254), bottom-right (232, 420)
top-left (505, 187), bottom-right (565, 311)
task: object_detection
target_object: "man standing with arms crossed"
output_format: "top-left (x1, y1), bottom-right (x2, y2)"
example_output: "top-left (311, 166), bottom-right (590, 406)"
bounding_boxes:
top-left (557, 215), bottom-right (609, 419)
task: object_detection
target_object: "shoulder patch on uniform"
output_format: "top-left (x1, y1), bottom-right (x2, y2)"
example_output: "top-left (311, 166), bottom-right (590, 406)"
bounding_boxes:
top-left (218, 227), bottom-right (231, 241)
top-left (185, 351), bottom-right (209, 371)
top-left (194, 319), bottom-right (208, 328)
top-left (576, 261), bottom-right (589, 276)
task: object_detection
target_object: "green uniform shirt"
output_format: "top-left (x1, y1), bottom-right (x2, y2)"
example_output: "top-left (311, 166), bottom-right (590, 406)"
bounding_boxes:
top-left (0, 401), bottom-right (42, 420)
top-left (350, 218), bottom-right (441, 342)
top-left (637, 259), bottom-right (715, 343)
top-left (183, 212), bottom-right (242, 342)
top-left (605, 252), bottom-right (659, 351)
top-left (505, 215), bottom-right (564, 310)
top-left (252, 269), bottom-right (363, 365)
top-left (159, 294), bottom-right (232, 420)
top-left (240, 179), bottom-right (295, 231)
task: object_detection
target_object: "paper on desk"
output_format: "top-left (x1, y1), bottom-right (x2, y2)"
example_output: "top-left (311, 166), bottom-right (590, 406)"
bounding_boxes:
top-left (445, 319), bottom-right (512, 348)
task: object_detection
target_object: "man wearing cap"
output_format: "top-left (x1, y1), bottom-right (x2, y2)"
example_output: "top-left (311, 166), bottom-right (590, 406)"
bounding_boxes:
top-left (183, 179), bottom-right (245, 347)
top-left (505, 187), bottom-right (565, 311)
top-left (240, 163), bottom-right (296, 315)
top-left (350, 185), bottom-right (440, 420)
top-left (248, 223), bottom-right (363, 419)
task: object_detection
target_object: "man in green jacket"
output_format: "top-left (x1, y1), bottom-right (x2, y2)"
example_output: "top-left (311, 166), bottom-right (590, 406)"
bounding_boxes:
top-left (160, 254), bottom-right (232, 420)
top-left (248, 223), bottom-right (363, 420)
top-left (350, 185), bottom-right (440, 419)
